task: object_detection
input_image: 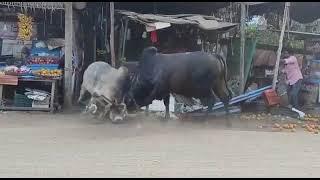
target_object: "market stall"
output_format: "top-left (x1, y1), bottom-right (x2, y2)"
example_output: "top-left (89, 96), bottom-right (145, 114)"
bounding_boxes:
top-left (0, 8), bottom-right (65, 112)
top-left (0, 44), bottom-right (64, 112)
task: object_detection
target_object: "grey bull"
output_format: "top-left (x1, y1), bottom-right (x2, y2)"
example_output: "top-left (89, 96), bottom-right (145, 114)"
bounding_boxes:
top-left (78, 61), bottom-right (130, 123)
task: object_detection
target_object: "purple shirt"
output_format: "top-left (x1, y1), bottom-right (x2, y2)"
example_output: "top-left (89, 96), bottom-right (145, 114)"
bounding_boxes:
top-left (282, 56), bottom-right (303, 85)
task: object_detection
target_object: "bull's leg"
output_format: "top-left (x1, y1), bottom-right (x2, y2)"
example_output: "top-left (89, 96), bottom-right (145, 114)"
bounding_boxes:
top-left (207, 93), bottom-right (216, 113)
top-left (86, 97), bottom-right (98, 114)
top-left (78, 85), bottom-right (87, 104)
top-left (145, 105), bottom-right (149, 116)
top-left (213, 90), bottom-right (230, 114)
top-left (212, 79), bottom-right (230, 115)
top-left (212, 85), bottom-right (231, 127)
top-left (101, 104), bottom-right (111, 120)
top-left (163, 95), bottom-right (170, 119)
top-left (143, 79), bottom-right (165, 107)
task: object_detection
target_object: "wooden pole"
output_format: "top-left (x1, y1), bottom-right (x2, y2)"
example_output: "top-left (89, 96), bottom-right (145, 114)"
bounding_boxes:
top-left (118, 21), bottom-right (124, 63)
top-left (121, 19), bottom-right (129, 60)
top-left (110, 2), bottom-right (116, 67)
top-left (105, 3), bottom-right (110, 54)
top-left (64, 2), bottom-right (73, 109)
top-left (93, 25), bottom-right (97, 62)
top-left (239, 3), bottom-right (246, 94)
top-left (272, 2), bottom-right (290, 90)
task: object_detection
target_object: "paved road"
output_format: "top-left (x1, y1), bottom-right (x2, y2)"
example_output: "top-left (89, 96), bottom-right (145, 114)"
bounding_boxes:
top-left (0, 111), bottom-right (320, 178)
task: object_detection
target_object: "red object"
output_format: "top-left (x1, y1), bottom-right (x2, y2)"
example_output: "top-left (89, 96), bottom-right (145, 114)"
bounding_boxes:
top-left (150, 31), bottom-right (158, 43)
top-left (263, 89), bottom-right (281, 106)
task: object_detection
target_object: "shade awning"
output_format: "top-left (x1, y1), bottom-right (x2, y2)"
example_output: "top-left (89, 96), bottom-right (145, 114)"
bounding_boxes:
top-left (116, 10), bottom-right (238, 32)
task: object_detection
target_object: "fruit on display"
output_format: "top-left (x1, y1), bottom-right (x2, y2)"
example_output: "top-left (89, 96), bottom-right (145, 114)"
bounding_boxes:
top-left (28, 57), bottom-right (59, 65)
top-left (34, 69), bottom-right (63, 77)
top-left (17, 13), bottom-right (33, 41)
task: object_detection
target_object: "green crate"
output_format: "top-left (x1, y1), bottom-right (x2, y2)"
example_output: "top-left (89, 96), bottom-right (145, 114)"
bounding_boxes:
top-left (14, 93), bottom-right (33, 107)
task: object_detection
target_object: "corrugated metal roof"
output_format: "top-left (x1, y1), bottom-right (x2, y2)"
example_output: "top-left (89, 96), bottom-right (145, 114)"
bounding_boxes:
top-left (116, 10), bottom-right (238, 31)
top-left (0, 2), bottom-right (64, 10)
top-left (241, 2), bottom-right (269, 6)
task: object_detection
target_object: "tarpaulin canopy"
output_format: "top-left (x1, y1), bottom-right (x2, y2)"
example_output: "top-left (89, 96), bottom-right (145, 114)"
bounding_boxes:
top-left (0, 2), bottom-right (64, 10)
top-left (116, 10), bottom-right (238, 32)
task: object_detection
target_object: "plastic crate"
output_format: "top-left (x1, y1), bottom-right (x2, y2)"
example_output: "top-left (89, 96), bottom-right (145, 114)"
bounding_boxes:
top-left (263, 89), bottom-right (281, 106)
top-left (31, 47), bottom-right (61, 58)
top-left (14, 93), bottom-right (33, 107)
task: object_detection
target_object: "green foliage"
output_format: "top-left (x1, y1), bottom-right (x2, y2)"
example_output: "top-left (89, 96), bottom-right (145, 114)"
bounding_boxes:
top-left (245, 25), bottom-right (258, 38)
top-left (255, 30), bottom-right (304, 50)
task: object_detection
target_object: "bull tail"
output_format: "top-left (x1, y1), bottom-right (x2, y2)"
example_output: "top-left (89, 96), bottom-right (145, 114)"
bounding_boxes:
top-left (215, 54), bottom-right (232, 100)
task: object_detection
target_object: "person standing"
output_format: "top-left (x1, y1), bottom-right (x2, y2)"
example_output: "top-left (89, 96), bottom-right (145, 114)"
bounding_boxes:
top-left (281, 50), bottom-right (303, 109)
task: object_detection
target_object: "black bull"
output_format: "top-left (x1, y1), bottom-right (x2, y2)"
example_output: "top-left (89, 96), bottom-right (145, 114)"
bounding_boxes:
top-left (126, 47), bottom-right (232, 119)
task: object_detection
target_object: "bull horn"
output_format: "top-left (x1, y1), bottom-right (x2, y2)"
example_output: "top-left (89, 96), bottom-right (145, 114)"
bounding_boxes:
top-left (100, 95), bottom-right (114, 104)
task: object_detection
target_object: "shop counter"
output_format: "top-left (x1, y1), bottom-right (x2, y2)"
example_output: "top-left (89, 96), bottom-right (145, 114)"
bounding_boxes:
top-left (0, 76), bottom-right (62, 112)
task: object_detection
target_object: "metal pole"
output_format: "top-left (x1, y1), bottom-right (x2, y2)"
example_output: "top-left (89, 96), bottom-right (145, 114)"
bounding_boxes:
top-left (64, 2), bottom-right (73, 109)
top-left (272, 2), bottom-right (290, 90)
top-left (239, 3), bottom-right (246, 94)
top-left (110, 2), bottom-right (116, 67)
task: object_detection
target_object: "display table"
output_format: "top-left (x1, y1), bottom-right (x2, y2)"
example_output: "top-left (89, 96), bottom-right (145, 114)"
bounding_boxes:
top-left (0, 76), bottom-right (61, 112)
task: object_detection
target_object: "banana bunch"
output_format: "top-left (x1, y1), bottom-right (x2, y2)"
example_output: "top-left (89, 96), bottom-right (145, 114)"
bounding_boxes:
top-left (17, 14), bottom-right (33, 41)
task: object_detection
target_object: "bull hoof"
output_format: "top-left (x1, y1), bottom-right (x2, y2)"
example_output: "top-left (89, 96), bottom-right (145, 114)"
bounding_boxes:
top-left (111, 119), bottom-right (124, 124)
top-left (161, 116), bottom-right (169, 122)
top-left (97, 114), bottom-right (106, 121)
top-left (225, 116), bottom-right (232, 128)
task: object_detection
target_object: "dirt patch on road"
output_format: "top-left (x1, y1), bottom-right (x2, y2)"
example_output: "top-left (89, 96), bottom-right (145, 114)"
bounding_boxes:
top-left (1, 110), bottom-right (319, 135)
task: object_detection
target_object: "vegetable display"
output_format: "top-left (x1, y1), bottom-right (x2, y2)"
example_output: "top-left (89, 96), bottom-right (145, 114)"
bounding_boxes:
top-left (28, 57), bottom-right (60, 65)
top-left (34, 69), bottom-right (63, 78)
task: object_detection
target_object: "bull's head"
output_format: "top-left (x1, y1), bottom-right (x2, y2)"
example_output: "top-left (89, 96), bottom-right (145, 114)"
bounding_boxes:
top-left (125, 72), bottom-right (156, 110)
top-left (125, 46), bottom-right (158, 111)
top-left (109, 103), bottom-right (127, 123)
top-left (124, 73), bottom-right (141, 111)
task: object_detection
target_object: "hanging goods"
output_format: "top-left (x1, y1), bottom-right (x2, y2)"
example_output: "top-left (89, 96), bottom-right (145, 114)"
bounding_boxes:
top-left (17, 13), bottom-right (33, 41)
top-left (142, 31), bottom-right (147, 39)
top-left (151, 31), bottom-right (158, 43)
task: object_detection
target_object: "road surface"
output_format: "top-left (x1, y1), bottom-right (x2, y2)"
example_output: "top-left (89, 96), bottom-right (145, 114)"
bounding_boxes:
top-left (0, 111), bottom-right (319, 178)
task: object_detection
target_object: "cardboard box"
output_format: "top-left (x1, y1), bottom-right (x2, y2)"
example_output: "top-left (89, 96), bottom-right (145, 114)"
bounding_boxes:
top-left (1, 39), bottom-right (32, 57)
